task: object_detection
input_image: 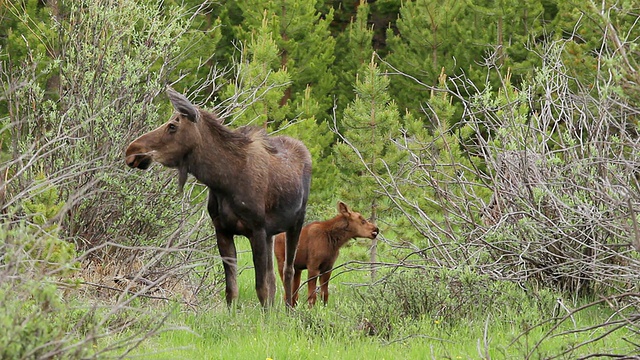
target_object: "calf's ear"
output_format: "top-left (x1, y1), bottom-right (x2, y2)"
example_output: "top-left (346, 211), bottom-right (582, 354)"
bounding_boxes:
top-left (167, 86), bottom-right (199, 122)
top-left (337, 201), bottom-right (351, 216)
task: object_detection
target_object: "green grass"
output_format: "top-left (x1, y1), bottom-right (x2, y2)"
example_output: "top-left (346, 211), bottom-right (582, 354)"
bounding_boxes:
top-left (134, 304), bottom-right (635, 359)
top-left (129, 240), bottom-right (638, 359)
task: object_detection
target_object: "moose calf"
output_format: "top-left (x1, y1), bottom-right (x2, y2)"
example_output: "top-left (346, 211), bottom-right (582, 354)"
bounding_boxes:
top-left (274, 201), bottom-right (379, 307)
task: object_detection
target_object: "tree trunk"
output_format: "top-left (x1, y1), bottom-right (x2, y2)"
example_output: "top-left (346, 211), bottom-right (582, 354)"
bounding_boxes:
top-left (370, 198), bottom-right (378, 281)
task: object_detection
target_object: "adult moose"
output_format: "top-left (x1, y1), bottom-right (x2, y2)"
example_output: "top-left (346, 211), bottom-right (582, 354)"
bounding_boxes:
top-left (274, 201), bottom-right (379, 307)
top-left (125, 87), bottom-right (312, 307)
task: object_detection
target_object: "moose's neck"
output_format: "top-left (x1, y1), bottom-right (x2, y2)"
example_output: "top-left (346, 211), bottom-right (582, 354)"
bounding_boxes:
top-left (185, 120), bottom-right (249, 192)
top-left (326, 216), bottom-right (355, 249)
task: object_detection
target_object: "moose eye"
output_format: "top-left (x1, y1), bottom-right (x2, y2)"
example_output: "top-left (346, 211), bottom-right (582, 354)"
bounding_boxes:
top-left (361, 219), bottom-right (366, 225)
top-left (168, 123), bottom-right (177, 133)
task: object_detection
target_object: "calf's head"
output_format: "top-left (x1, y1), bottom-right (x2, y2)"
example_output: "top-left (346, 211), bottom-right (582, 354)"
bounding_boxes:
top-left (125, 87), bottom-right (201, 171)
top-left (338, 201), bottom-right (379, 239)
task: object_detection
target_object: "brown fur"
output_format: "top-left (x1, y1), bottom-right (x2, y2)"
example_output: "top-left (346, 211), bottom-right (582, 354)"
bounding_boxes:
top-left (274, 201), bottom-right (379, 307)
top-left (125, 87), bottom-right (311, 307)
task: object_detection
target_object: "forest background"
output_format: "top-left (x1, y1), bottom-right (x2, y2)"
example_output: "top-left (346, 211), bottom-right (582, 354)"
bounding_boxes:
top-left (1, 0), bottom-right (640, 358)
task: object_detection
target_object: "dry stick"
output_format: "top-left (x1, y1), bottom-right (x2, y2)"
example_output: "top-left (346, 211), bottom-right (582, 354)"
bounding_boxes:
top-left (79, 280), bottom-right (195, 305)
top-left (0, 166), bottom-right (7, 212)
top-left (555, 320), bottom-right (634, 360)
top-left (478, 313), bottom-right (492, 359)
top-left (578, 355), bottom-right (633, 360)
top-left (382, 334), bottom-right (451, 347)
top-left (628, 197), bottom-right (640, 252)
top-left (361, 152), bottom-right (459, 265)
top-left (292, 258), bottom-right (431, 299)
top-left (515, 292), bottom-right (640, 359)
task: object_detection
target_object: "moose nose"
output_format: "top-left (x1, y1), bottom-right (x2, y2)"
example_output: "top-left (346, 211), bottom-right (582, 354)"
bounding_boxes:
top-left (125, 155), bottom-right (137, 168)
top-left (125, 154), bottom-right (153, 170)
top-left (372, 227), bottom-right (379, 238)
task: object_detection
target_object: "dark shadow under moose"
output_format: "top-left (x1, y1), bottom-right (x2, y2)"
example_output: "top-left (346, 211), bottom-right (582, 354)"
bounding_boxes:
top-left (125, 87), bottom-right (312, 307)
top-left (274, 201), bottom-right (378, 307)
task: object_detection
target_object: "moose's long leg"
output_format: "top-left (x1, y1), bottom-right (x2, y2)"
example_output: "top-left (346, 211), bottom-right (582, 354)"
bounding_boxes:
top-left (250, 228), bottom-right (276, 307)
top-left (216, 230), bottom-right (238, 306)
top-left (284, 221), bottom-right (303, 308)
top-left (292, 268), bottom-right (302, 307)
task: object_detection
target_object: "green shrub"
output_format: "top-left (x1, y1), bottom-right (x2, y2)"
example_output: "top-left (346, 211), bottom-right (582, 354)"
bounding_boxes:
top-left (0, 223), bottom-right (90, 359)
top-left (352, 267), bottom-right (557, 339)
top-left (1, 0), bottom-right (214, 254)
top-left (0, 279), bottom-right (92, 360)
top-left (0, 222), bottom-right (176, 359)
top-left (3, 174), bottom-right (79, 276)
top-left (1, 222), bottom-right (79, 277)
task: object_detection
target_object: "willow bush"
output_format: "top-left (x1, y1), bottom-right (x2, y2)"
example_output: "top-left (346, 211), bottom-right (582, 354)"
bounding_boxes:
top-left (336, 22), bottom-right (640, 359)
top-left (0, 1), bottom-right (224, 357)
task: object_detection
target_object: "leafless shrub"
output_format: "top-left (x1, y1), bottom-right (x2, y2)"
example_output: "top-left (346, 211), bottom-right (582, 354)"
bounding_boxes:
top-left (0, 1), bottom-right (229, 357)
top-left (469, 39), bottom-right (640, 295)
top-left (513, 292), bottom-right (640, 359)
top-left (341, 38), bottom-right (640, 295)
top-left (335, 9), bottom-right (640, 357)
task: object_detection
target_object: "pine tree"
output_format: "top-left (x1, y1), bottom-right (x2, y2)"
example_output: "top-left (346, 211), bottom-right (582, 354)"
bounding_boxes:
top-left (333, 0), bottom-right (375, 126)
top-left (221, 13), bottom-right (291, 128)
top-left (279, 86), bottom-right (339, 213)
top-left (220, 11), bottom-right (338, 211)
top-left (384, 0), bottom-right (467, 115)
top-left (384, 0), bottom-right (550, 115)
top-left (1, 0), bottom-right (57, 66)
top-left (334, 55), bottom-right (406, 279)
top-left (217, 0), bottom-right (341, 211)
top-left (228, 0), bottom-right (337, 124)
top-left (398, 71), bottom-right (491, 253)
top-left (550, 0), bottom-right (640, 104)
top-left (463, 0), bottom-right (546, 85)
top-left (161, 0), bottom-right (223, 97)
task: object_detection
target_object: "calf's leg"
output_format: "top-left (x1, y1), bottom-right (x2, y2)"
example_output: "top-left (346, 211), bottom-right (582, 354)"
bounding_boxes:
top-left (292, 269), bottom-right (302, 307)
top-left (319, 271), bottom-right (332, 306)
top-left (274, 234), bottom-right (286, 283)
top-left (306, 268), bottom-right (320, 307)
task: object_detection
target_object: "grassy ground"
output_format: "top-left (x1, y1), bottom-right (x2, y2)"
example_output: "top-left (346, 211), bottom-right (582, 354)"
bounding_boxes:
top-left (133, 303), bottom-right (634, 359)
top-left (129, 239), bottom-right (637, 359)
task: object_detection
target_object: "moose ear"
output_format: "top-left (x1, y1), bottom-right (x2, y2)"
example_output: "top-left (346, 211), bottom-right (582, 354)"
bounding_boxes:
top-left (337, 201), bottom-right (351, 216)
top-left (167, 86), bottom-right (198, 122)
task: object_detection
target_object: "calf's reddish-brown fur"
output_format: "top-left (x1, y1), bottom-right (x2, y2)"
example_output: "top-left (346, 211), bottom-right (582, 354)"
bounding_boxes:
top-left (274, 201), bottom-right (379, 307)
top-left (125, 87), bottom-right (311, 307)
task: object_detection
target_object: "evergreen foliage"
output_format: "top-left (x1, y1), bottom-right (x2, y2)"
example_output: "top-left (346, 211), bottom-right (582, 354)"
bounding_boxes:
top-left (1, 0), bottom-right (57, 68)
top-left (278, 86), bottom-right (339, 214)
top-left (385, 0), bottom-right (469, 114)
top-left (388, 71), bottom-right (491, 252)
top-left (335, 56), bottom-right (405, 222)
top-left (228, 0), bottom-right (336, 123)
top-left (221, 13), bottom-right (291, 128)
top-left (333, 0), bottom-right (375, 123)
top-left (334, 56), bottom-right (407, 275)
top-left (1, 1), bottom-right (640, 356)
